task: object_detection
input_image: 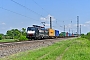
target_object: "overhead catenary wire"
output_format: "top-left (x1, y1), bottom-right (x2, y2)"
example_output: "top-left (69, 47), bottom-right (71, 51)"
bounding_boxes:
top-left (32, 0), bottom-right (50, 14)
top-left (51, 19), bottom-right (63, 31)
top-left (32, 0), bottom-right (59, 28)
top-left (0, 6), bottom-right (37, 21)
top-left (55, 19), bottom-right (71, 32)
top-left (10, 0), bottom-right (61, 30)
top-left (10, 0), bottom-right (46, 18)
top-left (55, 19), bottom-right (63, 28)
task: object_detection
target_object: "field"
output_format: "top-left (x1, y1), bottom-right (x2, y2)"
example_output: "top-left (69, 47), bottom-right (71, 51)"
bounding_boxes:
top-left (1, 38), bottom-right (90, 60)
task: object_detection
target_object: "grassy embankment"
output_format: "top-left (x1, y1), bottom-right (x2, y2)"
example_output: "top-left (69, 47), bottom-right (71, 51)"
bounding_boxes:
top-left (1, 38), bottom-right (90, 60)
top-left (0, 39), bottom-right (16, 42)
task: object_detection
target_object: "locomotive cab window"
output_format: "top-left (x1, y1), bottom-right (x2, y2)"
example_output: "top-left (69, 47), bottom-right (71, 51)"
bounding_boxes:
top-left (27, 27), bottom-right (35, 31)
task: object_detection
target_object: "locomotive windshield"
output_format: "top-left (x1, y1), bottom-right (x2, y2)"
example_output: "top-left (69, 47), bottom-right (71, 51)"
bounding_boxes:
top-left (27, 27), bottom-right (35, 31)
top-left (40, 27), bottom-right (45, 30)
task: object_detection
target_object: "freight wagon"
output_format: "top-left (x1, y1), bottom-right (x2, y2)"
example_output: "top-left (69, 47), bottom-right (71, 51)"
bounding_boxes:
top-left (59, 32), bottom-right (75, 38)
top-left (59, 32), bottom-right (66, 37)
top-left (55, 30), bottom-right (59, 38)
top-left (48, 28), bottom-right (55, 38)
top-left (66, 32), bottom-right (68, 37)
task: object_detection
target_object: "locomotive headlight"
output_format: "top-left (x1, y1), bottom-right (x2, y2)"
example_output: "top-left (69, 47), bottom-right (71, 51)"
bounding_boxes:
top-left (27, 31), bottom-right (35, 34)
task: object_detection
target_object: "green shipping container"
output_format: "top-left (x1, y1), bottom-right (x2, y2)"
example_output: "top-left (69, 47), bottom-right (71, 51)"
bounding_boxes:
top-left (60, 32), bottom-right (66, 37)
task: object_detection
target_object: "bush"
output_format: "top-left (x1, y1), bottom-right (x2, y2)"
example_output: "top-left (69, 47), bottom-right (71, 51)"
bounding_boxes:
top-left (0, 36), bottom-right (2, 40)
top-left (81, 32), bottom-right (90, 40)
top-left (81, 34), bottom-right (85, 38)
top-left (86, 32), bottom-right (90, 40)
top-left (19, 36), bottom-right (28, 41)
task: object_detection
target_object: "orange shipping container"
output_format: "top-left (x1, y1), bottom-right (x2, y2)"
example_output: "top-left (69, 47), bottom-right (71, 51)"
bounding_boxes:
top-left (48, 29), bottom-right (55, 36)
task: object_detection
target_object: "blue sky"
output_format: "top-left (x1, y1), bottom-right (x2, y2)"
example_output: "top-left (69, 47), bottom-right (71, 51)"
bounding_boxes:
top-left (0, 0), bottom-right (90, 34)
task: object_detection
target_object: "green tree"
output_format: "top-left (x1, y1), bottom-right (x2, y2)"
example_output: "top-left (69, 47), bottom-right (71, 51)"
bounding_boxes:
top-left (0, 34), bottom-right (4, 40)
top-left (6, 29), bottom-right (21, 39)
top-left (21, 28), bottom-right (26, 36)
top-left (6, 30), bottom-right (13, 39)
top-left (0, 33), bottom-right (4, 40)
top-left (13, 29), bottom-right (21, 39)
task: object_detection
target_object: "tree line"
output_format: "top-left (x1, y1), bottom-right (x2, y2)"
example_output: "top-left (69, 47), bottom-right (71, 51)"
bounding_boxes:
top-left (0, 28), bottom-right (27, 41)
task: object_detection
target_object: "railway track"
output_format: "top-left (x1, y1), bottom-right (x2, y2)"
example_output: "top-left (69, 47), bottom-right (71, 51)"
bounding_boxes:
top-left (0, 37), bottom-right (76, 58)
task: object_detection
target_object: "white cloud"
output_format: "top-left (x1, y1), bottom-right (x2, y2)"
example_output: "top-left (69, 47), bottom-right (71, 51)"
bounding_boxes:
top-left (45, 24), bottom-right (50, 27)
top-left (80, 24), bottom-right (89, 27)
top-left (83, 24), bottom-right (88, 27)
top-left (1, 23), bottom-right (6, 25)
top-left (65, 24), bottom-right (72, 29)
top-left (40, 17), bottom-right (47, 21)
top-left (65, 23), bottom-right (85, 29)
top-left (74, 24), bottom-right (86, 27)
top-left (83, 21), bottom-right (90, 28)
top-left (61, 23), bottom-right (79, 29)
top-left (85, 21), bottom-right (90, 24)
top-left (40, 14), bottom-right (56, 21)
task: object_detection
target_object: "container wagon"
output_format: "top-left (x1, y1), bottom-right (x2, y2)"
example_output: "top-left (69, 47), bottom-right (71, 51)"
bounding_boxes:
top-left (66, 32), bottom-right (68, 37)
top-left (61, 32), bottom-right (66, 37)
top-left (48, 28), bottom-right (55, 38)
top-left (68, 33), bottom-right (72, 37)
top-left (55, 30), bottom-right (59, 38)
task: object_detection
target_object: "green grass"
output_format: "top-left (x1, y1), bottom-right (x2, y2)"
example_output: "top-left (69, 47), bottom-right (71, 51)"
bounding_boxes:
top-left (0, 39), bottom-right (16, 42)
top-left (1, 38), bottom-right (90, 60)
top-left (62, 38), bottom-right (90, 60)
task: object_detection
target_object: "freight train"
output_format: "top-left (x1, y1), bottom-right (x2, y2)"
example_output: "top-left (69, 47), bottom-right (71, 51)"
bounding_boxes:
top-left (26, 25), bottom-right (77, 40)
